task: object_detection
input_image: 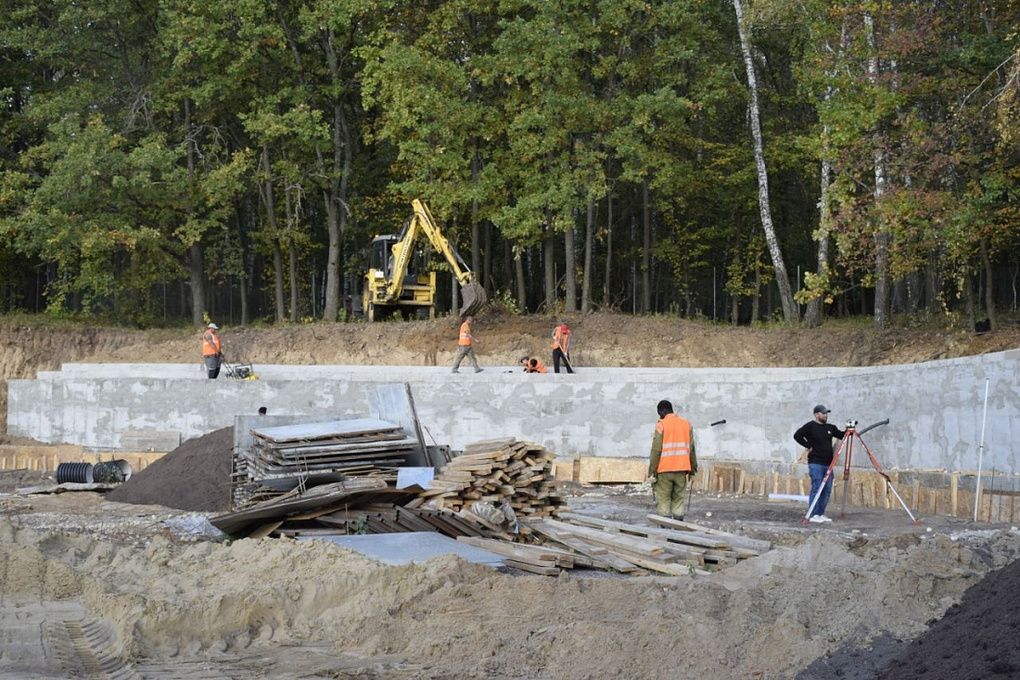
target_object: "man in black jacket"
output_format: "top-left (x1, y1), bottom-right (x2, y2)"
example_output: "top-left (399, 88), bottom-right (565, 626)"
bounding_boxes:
top-left (793, 405), bottom-right (846, 523)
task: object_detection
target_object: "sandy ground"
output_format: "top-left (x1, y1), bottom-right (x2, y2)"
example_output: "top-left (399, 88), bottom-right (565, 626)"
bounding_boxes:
top-left (3, 472), bottom-right (1019, 680)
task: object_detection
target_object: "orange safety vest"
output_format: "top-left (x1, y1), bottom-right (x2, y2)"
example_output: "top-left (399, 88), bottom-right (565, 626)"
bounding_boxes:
top-left (552, 325), bottom-right (570, 352)
top-left (458, 321), bottom-right (472, 346)
top-left (526, 358), bottom-right (548, 373)
top-left (655, 413), bottom-right (693, 473)
top-left (202, 330), bottom-right (221, 356)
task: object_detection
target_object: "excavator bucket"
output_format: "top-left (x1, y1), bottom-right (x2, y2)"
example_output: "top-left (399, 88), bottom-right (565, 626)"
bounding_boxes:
top-left (459, 281), bottom-right (487, 317)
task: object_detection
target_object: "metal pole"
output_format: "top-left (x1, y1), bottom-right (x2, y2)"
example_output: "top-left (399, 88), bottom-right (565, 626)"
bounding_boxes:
top-left (973, 377), bottom-right (991, 522)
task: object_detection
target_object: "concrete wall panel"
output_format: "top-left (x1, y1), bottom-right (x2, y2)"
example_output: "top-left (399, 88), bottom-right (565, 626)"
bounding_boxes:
top-left (7, 350), bottom-right (1017, 473)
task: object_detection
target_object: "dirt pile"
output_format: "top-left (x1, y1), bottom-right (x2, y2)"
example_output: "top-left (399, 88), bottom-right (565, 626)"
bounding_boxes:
top-left (105, 427), bottom-right (233, 512)
top-left (877, 551), bottom-right (1020, 679)
top-left (6, 496), bottom-right (1020, 679)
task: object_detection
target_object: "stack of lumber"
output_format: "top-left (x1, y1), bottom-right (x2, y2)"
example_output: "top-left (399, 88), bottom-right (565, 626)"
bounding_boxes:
top-left (232, 418), bottom-right (420, 509)
top-left (409, 438), bottom-right (566, 518)
top-left (273, 503), bottom-right (512, 541)
top-left (502, 513), bottom-right (770, 576)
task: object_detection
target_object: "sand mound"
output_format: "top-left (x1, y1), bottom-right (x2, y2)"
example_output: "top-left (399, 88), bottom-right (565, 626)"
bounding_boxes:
top-left (105, 428), bottom-right (232, 511)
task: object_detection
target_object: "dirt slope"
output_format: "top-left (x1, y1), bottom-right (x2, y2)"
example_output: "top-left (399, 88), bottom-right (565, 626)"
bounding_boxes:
top-left (0, 313), bottom-right (1016, 434)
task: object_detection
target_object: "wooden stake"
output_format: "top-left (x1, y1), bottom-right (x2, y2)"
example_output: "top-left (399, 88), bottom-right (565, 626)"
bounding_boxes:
top-left (950, 472), bottom-right (958, 517)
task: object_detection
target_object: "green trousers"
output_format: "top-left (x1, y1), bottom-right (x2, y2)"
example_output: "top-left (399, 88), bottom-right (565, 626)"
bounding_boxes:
top-left (654, 471), bottom-right (690, 517)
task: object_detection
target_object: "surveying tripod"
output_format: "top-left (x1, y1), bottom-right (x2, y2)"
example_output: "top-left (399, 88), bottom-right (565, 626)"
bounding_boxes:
top-left (803, 419), bottom-right (919, 525)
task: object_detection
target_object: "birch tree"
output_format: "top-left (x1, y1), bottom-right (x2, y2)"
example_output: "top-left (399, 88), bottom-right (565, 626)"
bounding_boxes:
top-left (732, 0), bottom-right (798, 323)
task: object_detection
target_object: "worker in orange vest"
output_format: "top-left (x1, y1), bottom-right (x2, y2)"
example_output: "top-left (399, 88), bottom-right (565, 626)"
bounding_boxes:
top-left (452, 315), bottom-right (483, 373)
top-left (522, 357), bottom-right (547, 373)
top-left (647, 399), bottom-right (698, 519)
top-left (551, 321), bottom-right (574, 373)
top-left (202, 323), bottom-right (223, 379)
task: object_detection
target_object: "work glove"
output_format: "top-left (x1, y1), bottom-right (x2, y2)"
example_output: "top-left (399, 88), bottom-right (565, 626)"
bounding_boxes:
top-left (647, 474), bottom-right (657, 484)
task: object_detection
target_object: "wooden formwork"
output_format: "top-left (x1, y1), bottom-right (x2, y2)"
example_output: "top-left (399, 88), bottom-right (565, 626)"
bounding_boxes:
top-left (554, 455), bottom-right (1018, 524)
top-left (0, 445), bottom-right (166, 474)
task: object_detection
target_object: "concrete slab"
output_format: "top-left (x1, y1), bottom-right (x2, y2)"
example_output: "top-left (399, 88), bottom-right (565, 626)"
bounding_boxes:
top-left (298, 531), bottom-right (506, 567)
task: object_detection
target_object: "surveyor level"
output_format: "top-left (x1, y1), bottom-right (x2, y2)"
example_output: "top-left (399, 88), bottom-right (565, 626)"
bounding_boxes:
top-left (803, 419), bottom-right (919, 525)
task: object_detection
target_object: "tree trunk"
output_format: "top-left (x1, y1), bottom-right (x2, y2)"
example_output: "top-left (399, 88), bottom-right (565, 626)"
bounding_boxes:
top-left (604, 176), bottom-right (614, 307)
top-left (234, 203), bottom-right (250, 326)
top-left (806, 151), bottom-right (833, 328)
top-left (865, 13), bottom-right (890, 329)
top-left (289, 242), bottom-right (298, 323)
top-left (261, 144), bottom-right (285, 323)
top-left (320, 28), bottom-right (352, 323)
top-left (471, 155), bottom-right (481, 280)
top-left (732, 0), bottom-right (798, 323)
top-left (543, 221), bottom-right (556, 314)
top-left (565, 217), bottom-right (577, 313)
top-left (582, 197), bottom-right (595, 312)
top-left (641, 176), bottom-right (651, 313)
top-left (980, 238), bottom-right (997, 330)
top-left (515, 246), bottom-right (526, 313)
top-left (184, 99), bottom-right (206, 327)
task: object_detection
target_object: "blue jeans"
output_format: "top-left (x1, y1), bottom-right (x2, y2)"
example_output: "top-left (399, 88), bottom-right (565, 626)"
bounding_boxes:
top-left (808, 463), bottom-right (833, 517)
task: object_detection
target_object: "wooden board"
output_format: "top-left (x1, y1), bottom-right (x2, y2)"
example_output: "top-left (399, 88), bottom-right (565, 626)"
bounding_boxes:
top-left (576, 457), bottom-right (648, 484)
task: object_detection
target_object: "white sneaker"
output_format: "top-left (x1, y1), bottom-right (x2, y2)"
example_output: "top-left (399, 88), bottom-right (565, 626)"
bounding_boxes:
top-left (808, 515), bottom-right (825, 523)
top-left (818, 515), bottom-right (833, 522)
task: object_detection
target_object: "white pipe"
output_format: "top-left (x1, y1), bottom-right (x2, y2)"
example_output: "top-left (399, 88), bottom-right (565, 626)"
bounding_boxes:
top-left (973, 377), bottom-right (990, 522)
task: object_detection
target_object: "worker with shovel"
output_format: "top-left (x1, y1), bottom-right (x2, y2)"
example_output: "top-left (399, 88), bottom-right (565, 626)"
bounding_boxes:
top-left (647, 400), bottom-right (698, 519)
top-left (452, 315), bottom-right (483, 374)
top-left (201, 323), bottom-right (223, 379)
top-left (551, 320), bottom-right (574, 373)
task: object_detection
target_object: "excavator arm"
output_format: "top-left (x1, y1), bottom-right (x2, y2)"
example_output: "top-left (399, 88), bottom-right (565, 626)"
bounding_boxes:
top-left (381, 199), bottom-right (486, 316)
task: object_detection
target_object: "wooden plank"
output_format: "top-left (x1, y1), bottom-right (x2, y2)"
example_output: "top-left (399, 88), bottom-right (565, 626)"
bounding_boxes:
top-left (248, 521), bottom-right (284, 539)
top-left (538, 518), bottom-right (665, 556)
top-left (646, 514), bottom-right (772, 552)
top-left (562, 513), bottom-right (731, 550)
top-left (605, 551), bottom-right (707, 576)
top-left (503, 558), bottom-right (561, 575)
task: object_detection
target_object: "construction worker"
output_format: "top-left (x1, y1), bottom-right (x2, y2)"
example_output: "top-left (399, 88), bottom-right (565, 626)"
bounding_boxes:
top-left (452, 315), bottom-right (483, 373)
top-left (202, 323), bottom-right (223, 379)
top-left (551, 321), bottom-right (573, 373)
top-left (647, 399), bottom-right (697, 519)
top-left (524, 357), bottom-right (547, 374)
top-left (793, 405), bottom-right (846, 523)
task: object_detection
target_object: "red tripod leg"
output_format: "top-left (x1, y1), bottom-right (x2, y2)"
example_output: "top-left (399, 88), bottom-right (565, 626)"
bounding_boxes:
top-left (840, 433), bottom-right (855, 519)
top-left (856, 435), bottom-right (920, 524)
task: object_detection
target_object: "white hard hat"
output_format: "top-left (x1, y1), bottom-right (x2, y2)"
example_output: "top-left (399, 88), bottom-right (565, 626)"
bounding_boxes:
top-left (207, 323), bottom-right (218, 330)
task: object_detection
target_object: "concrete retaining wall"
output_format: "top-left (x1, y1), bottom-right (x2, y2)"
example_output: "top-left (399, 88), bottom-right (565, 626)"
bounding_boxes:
top-left (7, 350), bottom-right (1018, 474)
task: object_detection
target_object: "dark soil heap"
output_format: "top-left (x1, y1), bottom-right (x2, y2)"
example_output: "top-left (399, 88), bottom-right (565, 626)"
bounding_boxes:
top-left (877, 556), bottom-right (1020, 679)
top-left (106, 427), bottom-right (233, 512)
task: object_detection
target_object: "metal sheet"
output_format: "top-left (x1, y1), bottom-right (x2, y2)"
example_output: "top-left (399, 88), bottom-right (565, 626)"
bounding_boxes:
top-left (298, 531), bottom-right (505, 567)
top-left (251, 418), bottom-right (400, 443)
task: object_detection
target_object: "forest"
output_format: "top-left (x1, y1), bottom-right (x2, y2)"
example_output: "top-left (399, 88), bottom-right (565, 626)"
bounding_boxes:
top-left (0, 0), bottom-right (1018, 329)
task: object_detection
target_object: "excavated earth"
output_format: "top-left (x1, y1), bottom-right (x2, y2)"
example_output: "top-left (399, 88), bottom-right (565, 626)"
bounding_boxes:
top-left (1, 314), bottom-right (1019, 678)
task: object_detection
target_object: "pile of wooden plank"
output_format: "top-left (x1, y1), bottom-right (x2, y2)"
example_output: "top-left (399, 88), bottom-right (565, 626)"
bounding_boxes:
top-left (232, 418), bottom-right (421, 509)
top-left (474, 513), bottom-right (772, 576)
top-left (409, 438), bottom-right (566, 518)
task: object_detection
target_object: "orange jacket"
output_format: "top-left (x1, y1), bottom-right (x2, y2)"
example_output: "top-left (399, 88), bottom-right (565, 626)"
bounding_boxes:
top-left (525, 358), bottom-right (548, 373)
top-left (202, 329), bottom-right (222, 357)
top-left (654, 413), bottom-right (693, 473)
top-left (458, 320), bottom-right (473, 346)
top-left (551, 324), bottom-right (570, 352)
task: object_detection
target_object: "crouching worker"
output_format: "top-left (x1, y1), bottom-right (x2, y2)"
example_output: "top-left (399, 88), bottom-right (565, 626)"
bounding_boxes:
top-left (520, 356), bottom-right (547, 373)
top-left (647, 399), bottom-right (697, 519)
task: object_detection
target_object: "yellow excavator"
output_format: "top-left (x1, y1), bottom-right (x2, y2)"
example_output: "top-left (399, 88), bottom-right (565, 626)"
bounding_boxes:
top-left (362, 199), bottom-right (487, 321)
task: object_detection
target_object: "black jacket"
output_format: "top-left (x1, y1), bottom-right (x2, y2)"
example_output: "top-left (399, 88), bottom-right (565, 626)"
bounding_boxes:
top-left (793, 421), bottom-right (846, 466)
